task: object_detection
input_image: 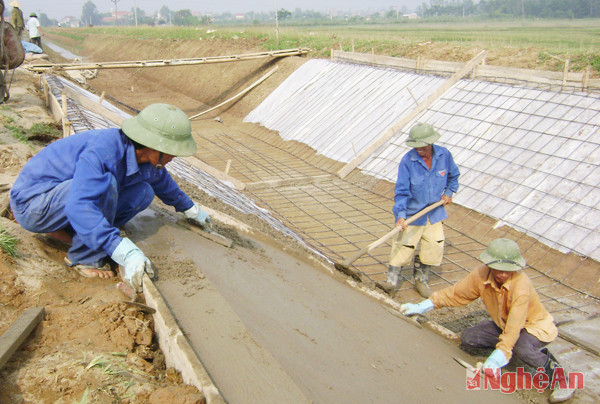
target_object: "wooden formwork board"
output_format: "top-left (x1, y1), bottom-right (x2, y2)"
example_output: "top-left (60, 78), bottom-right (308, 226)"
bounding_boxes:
top-left (333, 50), bottom-right (596, 90)
top-left (143, 277), bottom-right (225, 404)
top-left (0, 307), bottom-right (45, 370)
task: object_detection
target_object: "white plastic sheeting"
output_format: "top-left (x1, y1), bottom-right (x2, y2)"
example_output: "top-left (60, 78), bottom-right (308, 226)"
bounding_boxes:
top-left (245, 59), bottom-right (446, 163)
top-left (245, 60), bottom-right (600, 261)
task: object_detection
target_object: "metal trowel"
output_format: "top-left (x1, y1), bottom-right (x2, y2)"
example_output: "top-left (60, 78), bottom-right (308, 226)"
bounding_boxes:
top-left (176, 218), bottom-right (233, 248)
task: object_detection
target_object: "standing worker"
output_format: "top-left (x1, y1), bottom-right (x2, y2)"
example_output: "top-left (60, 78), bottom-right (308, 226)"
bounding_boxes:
top-left (10, 1), bottom-right (24, 39)
top-left (400, 238), bottom-right (575, 403)
top-left (25, 12), bottom-right (43, 49)
top-left (382, 123), bottom-right (459, 297)
top-left (9, 103), bottom-right (213, 293)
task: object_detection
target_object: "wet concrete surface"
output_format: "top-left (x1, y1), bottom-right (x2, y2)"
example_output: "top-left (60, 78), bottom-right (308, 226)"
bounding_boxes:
top-left (127, 208), bottom-right (521, 404)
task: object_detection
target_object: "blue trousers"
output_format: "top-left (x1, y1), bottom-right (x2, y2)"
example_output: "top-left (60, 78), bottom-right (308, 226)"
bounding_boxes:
top-left (11, 177), bottom-right (154, 267)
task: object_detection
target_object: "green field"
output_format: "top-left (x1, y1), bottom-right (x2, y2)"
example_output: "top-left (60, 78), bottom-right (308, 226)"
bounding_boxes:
top-left (48, 19), bottom-right (600, 72)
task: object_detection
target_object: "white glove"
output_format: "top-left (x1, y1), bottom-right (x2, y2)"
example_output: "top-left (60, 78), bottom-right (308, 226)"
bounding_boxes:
top-left (184, 203), bottom-right (213, 231)
top-left (400, 299), bottom-right (434, 316)
top-left (482, 349), bottom-right (508, 379)
top-left (111, 238), bottom-right (154, 293)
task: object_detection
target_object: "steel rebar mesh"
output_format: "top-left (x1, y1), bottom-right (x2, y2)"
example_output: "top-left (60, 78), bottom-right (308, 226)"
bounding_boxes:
top-left (45, 73), bottom-right (600, 320)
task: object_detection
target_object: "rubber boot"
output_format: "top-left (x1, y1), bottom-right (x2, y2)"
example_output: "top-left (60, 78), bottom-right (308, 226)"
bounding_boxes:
top-left (380, 265), bottom-right (403, 295)
top-left (413, 256), bottom-right (432, 298)
top-left (542, 349), bottom-right (575, 403)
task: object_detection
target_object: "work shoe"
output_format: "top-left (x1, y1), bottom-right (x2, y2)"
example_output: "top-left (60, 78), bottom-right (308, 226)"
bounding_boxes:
top-left (413, 256), bottom-right (432, 298)
top-left (549, 387), bottom-right (575, 403)
top-left (380, 265), bottom-right (403, 295)
top-left (542, 348), bottom-right (576, 403)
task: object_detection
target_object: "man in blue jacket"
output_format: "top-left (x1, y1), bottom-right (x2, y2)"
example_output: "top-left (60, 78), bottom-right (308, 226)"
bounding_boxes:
top-left (383, 123), bottom-right (460, 298)
top-left (10, 103), bottom-right (212, 292)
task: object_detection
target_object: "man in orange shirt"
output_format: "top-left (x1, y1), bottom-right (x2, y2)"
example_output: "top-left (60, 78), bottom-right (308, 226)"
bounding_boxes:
top-left (401, 238), bottom-right (574, 403)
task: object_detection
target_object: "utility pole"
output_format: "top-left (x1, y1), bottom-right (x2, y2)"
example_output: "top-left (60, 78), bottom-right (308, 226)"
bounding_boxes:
top-left (111, 0), bottom-right (120, 26)
top-left (133, 0), bottom-right (138, 26)
top-left (275, 0), bottom-right (279, 48)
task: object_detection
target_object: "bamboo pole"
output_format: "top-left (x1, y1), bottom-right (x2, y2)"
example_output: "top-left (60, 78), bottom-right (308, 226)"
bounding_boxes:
top-left (26, 48), bottom-right (309, 73)
top-left (189, 66), bottom-right (278, 120)
top-left (337, 50), bottom-right (487, 179)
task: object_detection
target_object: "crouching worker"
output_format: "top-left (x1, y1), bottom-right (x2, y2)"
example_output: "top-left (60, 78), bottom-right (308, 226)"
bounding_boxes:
top-left (10, 103), bottom-right (212, 292)
top-left (400, 238), bottom-right (575, 403)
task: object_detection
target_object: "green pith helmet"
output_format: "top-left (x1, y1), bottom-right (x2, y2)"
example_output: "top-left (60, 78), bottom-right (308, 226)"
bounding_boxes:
top-left (121, 103), bottom-right (197, 157)
top-left (480, 238), bottom-right (526, 272)
top-left (406, 123), bottom-right (441, 148)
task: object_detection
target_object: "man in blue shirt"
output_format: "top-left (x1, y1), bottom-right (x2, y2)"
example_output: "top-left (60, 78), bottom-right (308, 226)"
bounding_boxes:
top-left (10, 103), bottom-right (212, 293)
top-left (383, 123), bottom-right (460, 298)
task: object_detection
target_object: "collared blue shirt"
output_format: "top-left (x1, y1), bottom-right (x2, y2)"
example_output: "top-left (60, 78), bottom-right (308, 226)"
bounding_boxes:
top-left (10, 128), bottom-right (193, 255)
top-left (393, 144), bottom-right (460, 225)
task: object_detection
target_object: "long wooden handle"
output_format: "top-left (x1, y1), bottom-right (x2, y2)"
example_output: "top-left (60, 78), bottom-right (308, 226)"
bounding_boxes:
top-left (341, 200), bottom-right (445, 267)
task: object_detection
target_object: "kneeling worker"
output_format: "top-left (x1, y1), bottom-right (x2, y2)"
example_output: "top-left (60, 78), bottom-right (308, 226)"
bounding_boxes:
top-left (10, 103), bottom-right (212, 292)
top-left (401, 238), bottom-right (575, 403)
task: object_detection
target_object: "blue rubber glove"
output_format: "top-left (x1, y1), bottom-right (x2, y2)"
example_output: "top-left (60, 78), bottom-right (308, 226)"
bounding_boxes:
top-left (400, 299), bottom-right (434, 316)
top-left (184, 203), bottom-right (213, 231)
top-left (482, 349), bottom-right (508, 378)
top-left (111, 238), bottom-right (154, 293)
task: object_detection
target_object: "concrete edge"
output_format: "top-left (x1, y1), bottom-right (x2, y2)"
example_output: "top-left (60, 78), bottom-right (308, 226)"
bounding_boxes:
top-left (142, 275), bottom-right (226, 404)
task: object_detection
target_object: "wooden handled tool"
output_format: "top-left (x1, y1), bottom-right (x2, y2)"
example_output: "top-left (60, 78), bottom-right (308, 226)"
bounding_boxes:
top-left (334, 200), bottom-right (445, 280)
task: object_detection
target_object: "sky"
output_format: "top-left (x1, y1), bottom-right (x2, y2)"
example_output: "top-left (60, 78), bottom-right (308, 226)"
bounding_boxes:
top-left (16, 0), bottom-right (420, 20)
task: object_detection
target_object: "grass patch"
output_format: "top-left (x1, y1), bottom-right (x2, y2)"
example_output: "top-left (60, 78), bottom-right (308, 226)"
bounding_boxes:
top-left (5, 122), bottom-right (61, 145)
top-left (6, 124), bottom-right (30, 144)
top-left (28, 123), bottom-right (62, 142)
top-left (0, 225), bottom-right (18, 257)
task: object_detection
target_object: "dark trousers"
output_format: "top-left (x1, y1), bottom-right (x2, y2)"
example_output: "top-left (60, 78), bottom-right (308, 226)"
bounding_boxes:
top-left (30, 36), bottom-right (42, 48)
top-left (461, 320), bottom-right (549, 368)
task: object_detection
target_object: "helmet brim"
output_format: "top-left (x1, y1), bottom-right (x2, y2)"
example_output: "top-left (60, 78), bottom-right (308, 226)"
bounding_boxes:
top-left (122, 115), bottom-right (197, 157)
top-left (406, 132), bottom-right (440, 148)
top-left (480, 250), bottom-right (526, 271)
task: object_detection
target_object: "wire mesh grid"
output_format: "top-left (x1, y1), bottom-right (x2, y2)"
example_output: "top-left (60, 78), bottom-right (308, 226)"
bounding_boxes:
top-left (44, 75), bottom-right (124, 131)
top-left (196, 131), bottom-right (329, 184)
top-left (358, 77), bottom-right (600, 261)
top-left (170, 150), bottom-right (600, 319)
top-left (46, 73), bottom-right (600, 321)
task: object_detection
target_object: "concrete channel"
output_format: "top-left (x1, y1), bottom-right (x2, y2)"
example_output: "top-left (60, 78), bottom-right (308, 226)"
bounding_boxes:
top-left (131, 208), bottom-right (521, 404)
top-left (36, 41), bottom-right (600, 402)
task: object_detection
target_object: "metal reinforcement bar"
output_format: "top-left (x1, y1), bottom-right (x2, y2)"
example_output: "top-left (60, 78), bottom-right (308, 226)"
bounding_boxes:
top-left (26, 48), bottom-right (310, 72)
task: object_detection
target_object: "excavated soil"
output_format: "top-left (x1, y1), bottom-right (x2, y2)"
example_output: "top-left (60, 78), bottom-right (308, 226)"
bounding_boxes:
top-left (0, 72), bottom-right (203, 402)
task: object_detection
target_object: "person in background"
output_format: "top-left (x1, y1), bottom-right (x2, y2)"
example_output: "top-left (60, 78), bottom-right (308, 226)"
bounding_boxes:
top-left (25, 12), bottom-right (43, 48)
top-left (401, 238), bottom-right (575, 403)
top-left (10, 0), bottom-right (24, 38)
top-left (10, 104), bottom-right (212, 293)
top-left (382, 122), bottom-right (459, 297)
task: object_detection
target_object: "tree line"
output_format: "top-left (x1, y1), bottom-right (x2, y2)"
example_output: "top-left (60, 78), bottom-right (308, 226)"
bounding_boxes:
top-left (71, 0), bottom-right (600, 27)
top-left (418, 0), bottom-right (600, 19)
